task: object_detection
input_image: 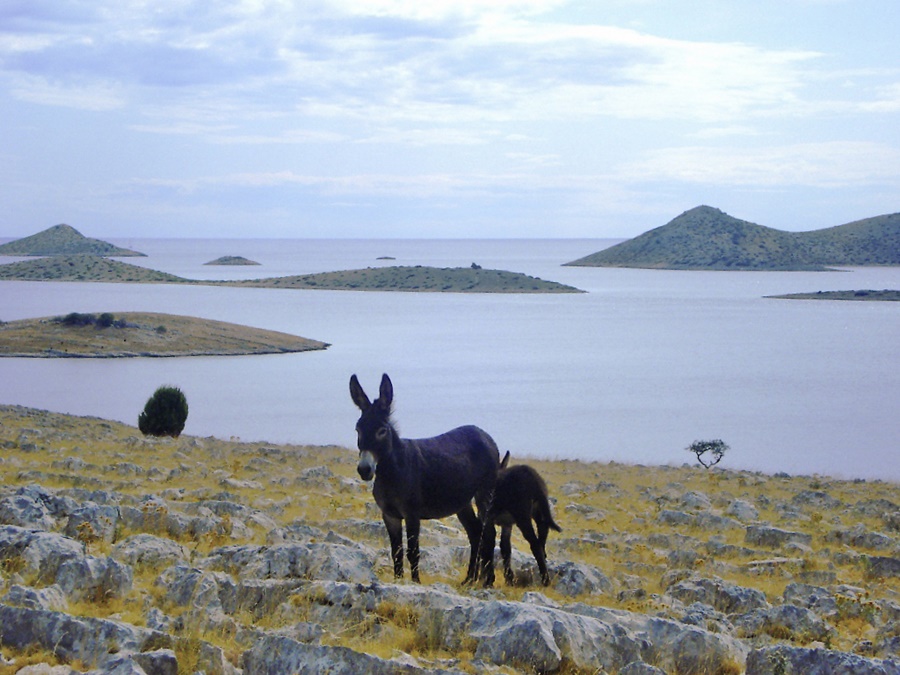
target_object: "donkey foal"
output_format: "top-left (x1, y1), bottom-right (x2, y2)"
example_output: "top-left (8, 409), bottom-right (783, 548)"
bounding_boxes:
top-left (490, 451), bottom-right (562, 586)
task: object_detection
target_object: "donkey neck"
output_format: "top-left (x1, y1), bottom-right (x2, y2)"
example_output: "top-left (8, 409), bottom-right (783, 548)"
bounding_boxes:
top-left (376, 426), bottom-right (419, 478)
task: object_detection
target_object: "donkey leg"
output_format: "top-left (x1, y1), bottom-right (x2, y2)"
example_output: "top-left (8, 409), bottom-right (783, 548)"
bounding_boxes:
top-left (478, 518), bottom-right (496, 588)
top-left (537, 519), bottom-right (550, 559)
top-left (383, 513), bottom-right (404, 579)
top-left (500, 525), bottom-right (514, 585)
top-left (405, 516), bottom-right (422, 583)
top-left (457, 505), bottom-right (482, 584)
top-left (517, 516), bottom-right (550, 586)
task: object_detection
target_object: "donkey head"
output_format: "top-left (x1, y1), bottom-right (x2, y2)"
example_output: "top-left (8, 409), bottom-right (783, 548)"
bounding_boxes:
top-left (349, 373), bottom-right (395, 481)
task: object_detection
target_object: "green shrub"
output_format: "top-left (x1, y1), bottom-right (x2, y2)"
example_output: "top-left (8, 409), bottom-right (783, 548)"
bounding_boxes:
top-left (138, 386), bottom-right (189, 438)
top-left (59, 312), bottom-right (95, 326)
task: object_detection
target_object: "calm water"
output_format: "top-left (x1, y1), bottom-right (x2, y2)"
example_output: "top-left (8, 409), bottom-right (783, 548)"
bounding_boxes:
top-left (1, 238), bottom-right (898, 480)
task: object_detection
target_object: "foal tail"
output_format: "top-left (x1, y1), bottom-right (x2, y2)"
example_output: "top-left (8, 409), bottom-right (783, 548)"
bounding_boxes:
top-left (539, 494), bottom-right (562, 533)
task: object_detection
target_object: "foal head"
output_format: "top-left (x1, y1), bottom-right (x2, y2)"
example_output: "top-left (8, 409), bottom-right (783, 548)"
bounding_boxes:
top-left (349, 373), bottom-right (395, 481)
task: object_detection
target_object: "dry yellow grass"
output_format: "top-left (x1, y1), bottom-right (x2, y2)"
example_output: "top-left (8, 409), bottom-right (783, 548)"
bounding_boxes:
top-left (1, 404), bottom-right (898, 666)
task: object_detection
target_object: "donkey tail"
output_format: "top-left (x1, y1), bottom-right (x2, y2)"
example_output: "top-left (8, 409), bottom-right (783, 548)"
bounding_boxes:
top-left (538, 496), bottom-right (562, 532)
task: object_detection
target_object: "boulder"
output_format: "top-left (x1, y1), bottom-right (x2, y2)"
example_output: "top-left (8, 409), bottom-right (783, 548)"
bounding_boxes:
top-left (0, 527), bottom-right (84, 579)
top-left (551, 561), bottom-right (612, 596)
top-left (782, 582), bottom-right (839, 616)
top-left (241, 634), bottom-right (445, 674)
top-left (746, 645), bottom-right (900, 675)
top-left (680, 491), bottom-right (712, 510)
top-left (55, 555), bottom-right (133, 602)
top-left (111, 534), bottom-right (190, 570)
top-left (745, 525), bottom-right (812, 549)
top-left (865, 556), bottom-right (900, 579)
top-left (200, 542), bottom-right (378, 583)
top-left (0, 605), bottom-right (159, 671)
top-left (792, 490), bottom-right (843, 509)
top-left (2, 584), bottom-right (68, 612)
top-left (735, 603), bottom-right (834, 642)
top-left (666, 576), bottom-right (770, 615)
top-left (726, 499), bottom-right (760, 523)
top-left (64, 503), bottom-right (121, 543)
top-left (0, 494), bottom-right (57, 530)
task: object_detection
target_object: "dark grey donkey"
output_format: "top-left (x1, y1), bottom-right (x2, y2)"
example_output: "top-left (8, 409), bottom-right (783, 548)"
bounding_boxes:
top-left (349, 373), bottom-right (500, 585)
top-left (491, 451), bottom-right (562, 586)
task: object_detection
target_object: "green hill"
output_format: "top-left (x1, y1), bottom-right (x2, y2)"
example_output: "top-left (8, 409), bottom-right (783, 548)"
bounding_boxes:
top-left (225, 265), bottom-right (583, 293)
top-left (0, 224), bottom-right (145, 257)
top-left (0, 255), bottom-right (185, 283)
top-left (565, 206), bottom-right (900, 270)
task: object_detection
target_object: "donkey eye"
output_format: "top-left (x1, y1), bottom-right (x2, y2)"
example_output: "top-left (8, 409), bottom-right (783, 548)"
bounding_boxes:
top-left (376, 427), bottom-right (389, 440)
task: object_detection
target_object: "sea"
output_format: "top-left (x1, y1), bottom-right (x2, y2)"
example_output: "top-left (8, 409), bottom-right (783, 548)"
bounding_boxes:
top-left (1, 238), bottom-right (898, 481)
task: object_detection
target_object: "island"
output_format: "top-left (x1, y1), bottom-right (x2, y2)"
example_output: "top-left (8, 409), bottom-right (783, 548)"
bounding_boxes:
top-left (0, 255), bottom-right (583, 293)
top-left (0, 224), bottom-right (145, 257)
top-left (766, 289), bottom-right (900, 302)
top-left (565, 206), bottom-right (900, 271)
top-left (0, 312), bottom-right (329, 358)
top-left (225, 265), bottom-right (583, 293)
top-left (204, 256), bottom-right (261, 266)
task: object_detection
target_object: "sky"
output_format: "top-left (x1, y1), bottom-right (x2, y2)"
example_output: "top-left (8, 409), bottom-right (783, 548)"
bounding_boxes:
top-left (1, 0), bottom-right (898, 239)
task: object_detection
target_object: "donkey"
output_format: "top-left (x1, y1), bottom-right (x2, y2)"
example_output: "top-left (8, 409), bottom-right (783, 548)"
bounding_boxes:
top-left (489, 451), bottom-right (562, 586)
top-left (349, 373), bottom-right (499, 586)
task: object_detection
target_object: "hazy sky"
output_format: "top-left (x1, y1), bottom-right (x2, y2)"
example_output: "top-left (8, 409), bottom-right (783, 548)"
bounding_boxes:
top-left (2, 0), bottom-right (898, 238)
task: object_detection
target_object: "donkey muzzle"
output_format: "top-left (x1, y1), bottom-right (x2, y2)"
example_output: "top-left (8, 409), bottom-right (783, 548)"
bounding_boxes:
top-left (357, 450), bottom-right (377, 481)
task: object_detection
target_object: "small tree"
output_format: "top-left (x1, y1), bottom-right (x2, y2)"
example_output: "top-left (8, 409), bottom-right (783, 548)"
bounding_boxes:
top-left (138, 385), bottom-right (188, 437)
top-left (687, 439), bottom-right (729, 469)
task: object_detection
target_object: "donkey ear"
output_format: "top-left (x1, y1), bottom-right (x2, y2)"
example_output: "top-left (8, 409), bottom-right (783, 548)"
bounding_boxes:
top-left (500, 451), bottom-right (510, 468)
top-left (349, 374), bottom-right (371, 411)
top-left (378, 373), bottom-right (394, 409)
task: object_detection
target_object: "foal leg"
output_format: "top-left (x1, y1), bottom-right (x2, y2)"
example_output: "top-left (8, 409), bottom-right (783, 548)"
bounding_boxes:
top-left (516, 515), bottom-right (551, 586)
top-left (383, 513), bottom-right (405, 579)
top-left (500, 524), bottom-right (514, 585)
top-left (405, 516), bottom-right (421, 583)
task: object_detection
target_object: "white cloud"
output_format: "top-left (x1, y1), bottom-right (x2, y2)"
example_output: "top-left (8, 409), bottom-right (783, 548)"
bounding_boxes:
top-left (9, 75), bottom-right (124, 111)
top-left (624, 142), bottom-right (900, 188)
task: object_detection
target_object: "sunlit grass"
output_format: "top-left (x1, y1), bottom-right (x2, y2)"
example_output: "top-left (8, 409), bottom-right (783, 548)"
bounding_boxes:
top-left (1, 403), bottom-right (899, 663)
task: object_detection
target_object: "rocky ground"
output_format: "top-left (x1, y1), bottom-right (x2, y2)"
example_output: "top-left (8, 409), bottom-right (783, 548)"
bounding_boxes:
top-left (0, 404), bottom-right (898, 674)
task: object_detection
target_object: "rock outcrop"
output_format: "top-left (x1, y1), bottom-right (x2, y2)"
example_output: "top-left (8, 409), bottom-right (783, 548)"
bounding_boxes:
top-left (1, 405), bottom-right (899, 673)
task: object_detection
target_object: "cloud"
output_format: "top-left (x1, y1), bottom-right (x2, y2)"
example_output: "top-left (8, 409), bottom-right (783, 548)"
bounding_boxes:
top-left (623, 141), bottom-right (900, 188)
top-left (0, 0), bottom-right (826, 127)
top-left (9, 74), bottom-right (124, 110)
